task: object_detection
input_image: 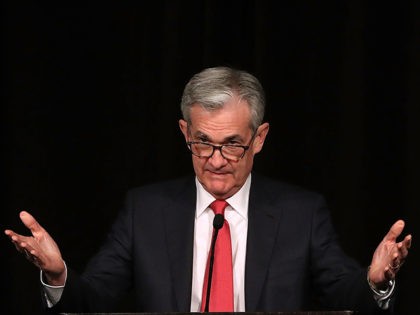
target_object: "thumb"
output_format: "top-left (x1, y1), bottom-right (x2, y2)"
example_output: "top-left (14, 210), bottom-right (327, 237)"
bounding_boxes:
top-left (383, 219), bottom-right (405, 242)
top-left (20, 211), bottom-right (44, 236)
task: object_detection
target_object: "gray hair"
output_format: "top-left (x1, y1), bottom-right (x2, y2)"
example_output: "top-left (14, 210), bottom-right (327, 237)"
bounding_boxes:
top-left (180, 66), bottom-right (265, 132)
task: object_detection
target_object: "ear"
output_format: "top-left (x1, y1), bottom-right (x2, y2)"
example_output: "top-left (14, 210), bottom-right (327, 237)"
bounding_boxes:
top-left (179, 119), bottom-right (188, 141)
top-left (252, 122), bottom-right (269, 154)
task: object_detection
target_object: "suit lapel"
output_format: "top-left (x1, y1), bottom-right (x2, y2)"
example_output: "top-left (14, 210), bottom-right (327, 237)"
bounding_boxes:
top-left (162, 177), bottom-right (196, 312)
top-left (245, 175), bottom-right (282, 311)
top-left (161, 175), bottom-right (282, 311)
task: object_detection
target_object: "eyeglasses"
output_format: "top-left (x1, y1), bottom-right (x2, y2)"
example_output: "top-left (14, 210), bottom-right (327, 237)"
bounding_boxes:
top-left (186, 130), bottom-right (257, 162)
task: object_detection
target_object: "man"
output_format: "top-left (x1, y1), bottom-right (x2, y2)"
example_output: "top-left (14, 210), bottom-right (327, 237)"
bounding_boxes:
top-left (5, 66), bottom-right (412, 313)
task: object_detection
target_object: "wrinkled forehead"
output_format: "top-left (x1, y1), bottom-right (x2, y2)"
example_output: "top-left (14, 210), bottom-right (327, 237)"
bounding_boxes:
top-left (191, 94), bottom-right (251, 122)
top-left (187, 101), bottom-right (253, 142)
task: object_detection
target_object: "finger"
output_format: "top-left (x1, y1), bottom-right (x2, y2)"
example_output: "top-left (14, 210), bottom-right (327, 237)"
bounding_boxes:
top-left (397, 234), bottom-right (412, 257)
top-left (4, 229), bottom-right (19, 239)
top-left (404, 234), bottom-right (412, 249)
top-left (384, 265), bottom-right (395, 281)
top-left (388, 251), bottom-right (398, 266)
top-left (20, 240), bottom-right (31, 252)
top-left (23, 248), bottom-right (32, 260)
top-left (383, 220), bottom-right (405, 242)
top-left (397, 241), bottom-right (409, 257)
top-left (12, 240), bottom-right (25, 253)
top-left (5, 229), bottom-right (30, 242)
top-left (6, 229), bottom-right (38, 248)
top-left (6, 231), bottom-right (28, 252)
top-left (19, 211), bottom-right (44, 236)
top-left (387, 252), bottom-right (403, 275)
top-left (22, 248), bottom-right (41, 266)
top-left (5, 230), bottom-right (39, 260)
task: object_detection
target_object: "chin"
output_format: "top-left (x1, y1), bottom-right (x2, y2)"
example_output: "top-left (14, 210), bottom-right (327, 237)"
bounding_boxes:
top-left (205, 181), bottom-right (233, 198)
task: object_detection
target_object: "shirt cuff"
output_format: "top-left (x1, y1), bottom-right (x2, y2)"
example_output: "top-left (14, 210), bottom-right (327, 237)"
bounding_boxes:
top-left (367, 266), bottom-right (395, 310)
top-left (40, 261), bottom-right (67, 308)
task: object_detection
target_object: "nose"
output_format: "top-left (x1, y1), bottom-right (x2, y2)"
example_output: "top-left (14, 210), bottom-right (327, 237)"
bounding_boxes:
top-left (208, 147), bottom-right (228, 168)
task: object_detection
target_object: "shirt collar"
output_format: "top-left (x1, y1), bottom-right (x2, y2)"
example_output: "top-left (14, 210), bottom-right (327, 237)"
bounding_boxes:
top-left (195, 173), bottom-right (251, 220)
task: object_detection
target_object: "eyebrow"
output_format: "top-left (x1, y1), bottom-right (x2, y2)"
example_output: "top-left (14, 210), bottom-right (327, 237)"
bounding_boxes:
top-left (192, 131), bottom-right (245, 143)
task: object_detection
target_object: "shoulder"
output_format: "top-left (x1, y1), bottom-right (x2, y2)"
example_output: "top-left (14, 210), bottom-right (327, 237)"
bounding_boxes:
top-left (124, 175), bottom-right (196, 205)
top-left (250, 172), bottom-right (328, 215)
top-left (252, 172), bottom-right (324, 201)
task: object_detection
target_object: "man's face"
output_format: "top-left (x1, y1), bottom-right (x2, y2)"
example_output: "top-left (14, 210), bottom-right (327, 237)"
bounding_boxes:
top-left (179, 95), bottom-right (269, 199)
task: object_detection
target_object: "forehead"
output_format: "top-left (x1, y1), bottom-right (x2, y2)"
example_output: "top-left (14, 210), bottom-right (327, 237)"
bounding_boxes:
top-left (188, 97), bottom-right (252, 140)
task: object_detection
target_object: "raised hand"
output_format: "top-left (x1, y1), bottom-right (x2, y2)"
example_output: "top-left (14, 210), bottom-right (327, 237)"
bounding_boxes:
top-left (5, 211), bottom-right (66, 286)
top-left (368, 220), bottom-right (412, 289)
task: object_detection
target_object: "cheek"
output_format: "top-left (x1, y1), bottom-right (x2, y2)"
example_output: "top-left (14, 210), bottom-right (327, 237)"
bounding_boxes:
top-left (191, 157), bottom-right (204, 173)
top-left (232, 147), bottom-right (254, 167)
top-left (239, 154), bottom-right (254, 173)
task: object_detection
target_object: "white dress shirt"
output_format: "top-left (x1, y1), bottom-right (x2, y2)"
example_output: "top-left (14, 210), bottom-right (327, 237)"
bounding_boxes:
top-left (190, 174), bottom-right (251, 312)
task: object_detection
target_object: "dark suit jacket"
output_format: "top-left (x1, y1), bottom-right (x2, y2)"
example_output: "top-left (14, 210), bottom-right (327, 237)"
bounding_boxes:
top-left (50, 173), bottom-right (386, 313)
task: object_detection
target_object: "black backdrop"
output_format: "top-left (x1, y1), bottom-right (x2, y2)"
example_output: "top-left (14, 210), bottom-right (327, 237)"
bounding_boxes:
top-left (2, 2), bottom-right (419, 314)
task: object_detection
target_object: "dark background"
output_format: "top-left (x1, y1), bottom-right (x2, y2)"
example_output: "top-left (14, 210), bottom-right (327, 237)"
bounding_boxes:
top-left (2, 2), bottom-right (419, 314)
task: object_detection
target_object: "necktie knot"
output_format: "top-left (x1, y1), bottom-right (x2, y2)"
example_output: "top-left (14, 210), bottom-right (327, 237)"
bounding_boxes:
top-left (210, 199), bottom-right (228, 216)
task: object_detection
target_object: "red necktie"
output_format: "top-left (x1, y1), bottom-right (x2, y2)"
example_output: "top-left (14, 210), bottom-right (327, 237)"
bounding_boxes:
top-left (201, 199), bottom-right (234, 312)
